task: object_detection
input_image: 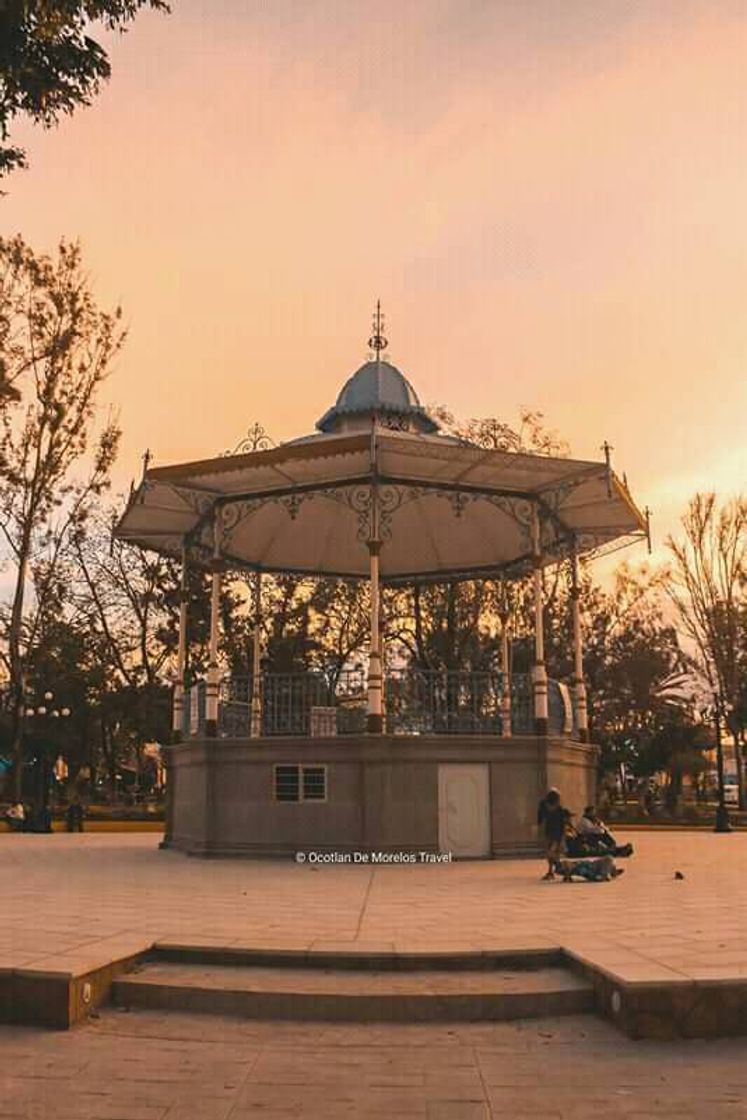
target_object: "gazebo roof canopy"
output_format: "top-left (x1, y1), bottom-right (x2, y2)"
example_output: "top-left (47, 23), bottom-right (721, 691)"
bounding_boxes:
top-left (116, 325), bottom-right (647, 582)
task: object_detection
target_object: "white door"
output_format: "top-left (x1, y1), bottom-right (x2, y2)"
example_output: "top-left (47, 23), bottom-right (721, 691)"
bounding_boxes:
top-left (438, 764), bottom-right (491, 857)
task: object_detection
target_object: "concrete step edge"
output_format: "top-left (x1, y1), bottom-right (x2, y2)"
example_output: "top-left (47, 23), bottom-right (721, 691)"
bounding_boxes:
top-left (151, 943), bottom-right (564, 971)
top-left (112, 977), bottom-right (594, 1022)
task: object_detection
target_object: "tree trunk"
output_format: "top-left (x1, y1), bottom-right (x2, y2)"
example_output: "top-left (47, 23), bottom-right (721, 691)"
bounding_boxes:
top-left (8, 543), bottom-right (30, 799)
top-left (100, 719), bottom-right (118, 804)
top-left (736, 726), bottom-right (746, 811)
top-left (727, 712), bottom-right (745, 811)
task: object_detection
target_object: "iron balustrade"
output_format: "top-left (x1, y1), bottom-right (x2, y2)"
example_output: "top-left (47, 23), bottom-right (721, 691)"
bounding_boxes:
top-left (219, 668), bottom-right (367, 738)
top-left (184, 670), bottom-right (574, 737)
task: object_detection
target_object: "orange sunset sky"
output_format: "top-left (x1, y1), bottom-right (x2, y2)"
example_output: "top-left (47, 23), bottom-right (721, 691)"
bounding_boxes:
top-left (3, 0), bottom-right (747, 567)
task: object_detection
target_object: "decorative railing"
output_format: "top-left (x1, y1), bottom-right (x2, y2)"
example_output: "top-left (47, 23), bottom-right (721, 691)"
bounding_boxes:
top-left (182, 670), bottom-right (575, 738)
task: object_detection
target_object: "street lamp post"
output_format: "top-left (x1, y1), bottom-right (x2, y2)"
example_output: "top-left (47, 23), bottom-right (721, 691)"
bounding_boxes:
top-left (712, 693), bottom-right (733, 834)
top-left (24, 691), bottom-right (72, 823)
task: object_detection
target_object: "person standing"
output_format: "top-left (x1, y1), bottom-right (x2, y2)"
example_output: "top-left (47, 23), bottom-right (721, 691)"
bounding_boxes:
top-left (537, 789), bottom-right (566, 881)
top-left (65, 800), bottom-right (85, 833)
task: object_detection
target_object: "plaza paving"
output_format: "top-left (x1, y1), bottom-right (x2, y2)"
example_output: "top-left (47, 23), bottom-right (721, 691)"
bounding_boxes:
top-left (2, 1009), bottom-right (747, 1119)
top-left (2, 831), bottom-right (747, 1118)
top-left (0, 831), bottom-right (746, 982)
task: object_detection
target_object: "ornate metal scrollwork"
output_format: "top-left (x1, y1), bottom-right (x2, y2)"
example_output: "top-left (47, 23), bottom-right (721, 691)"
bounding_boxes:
top-left (167, 483), bottom-right (216, 519)
top-left (222, 422), bottom-right (275, 457)
top-left (378, 485), bottom-right (421, 540)
top-left (441, 491), bottom-right (475, 518)
top-left (219, 499), bottom-right (265, 540)
top-left (279, 494), bottom-right (304, 520)
top-left (379, 413), bottom-right (411, 432)
top-left (537, 480), bottom-right (576, 545)
top-left (320, 485), bottom-right (373, 541)
top-left (216, 492), bottom-right (311, 549)
top-left (481, 494), bottom-right (535, 549)
top-left (319, 483), bottom-right (548, 546)
top-left (318, 484), bottom-right (420, 542)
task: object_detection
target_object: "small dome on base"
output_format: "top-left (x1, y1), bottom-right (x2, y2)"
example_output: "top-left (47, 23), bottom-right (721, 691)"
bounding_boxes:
top-left (317, 359), bottom-right (438, 434)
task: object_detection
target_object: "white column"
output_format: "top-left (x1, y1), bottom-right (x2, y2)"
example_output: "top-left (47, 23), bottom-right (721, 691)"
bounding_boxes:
top-left (367, 540), bottom-right (384, 733)
top-left (171, 541), bottom-right (189, 739)
top-left (500, 620), bottom-right (512, 736)
top-left (531, 504), bottom-right (548, 736)
top-left (571, 548), bottom-right (589, 742)
top-left (250, 572), bottom-right (262, 738)
top-left (205, 518), bottom-right (222, 737)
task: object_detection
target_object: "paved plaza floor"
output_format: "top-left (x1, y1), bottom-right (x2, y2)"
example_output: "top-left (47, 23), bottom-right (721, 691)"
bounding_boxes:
top-left (0, 831), bottom-right (746, 982)
top-left (2, 831), bottom-right (747, 1118)
top-left (2, 1008), bottom-right (747, 1120)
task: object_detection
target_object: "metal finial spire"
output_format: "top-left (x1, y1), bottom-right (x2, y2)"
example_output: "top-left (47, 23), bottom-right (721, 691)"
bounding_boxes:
top-left (136, 448), bottom-right (152, 504)
top-left (367, 300), bottom-right (388, 357)
top-left (601, 440), bottom-right (613, 497)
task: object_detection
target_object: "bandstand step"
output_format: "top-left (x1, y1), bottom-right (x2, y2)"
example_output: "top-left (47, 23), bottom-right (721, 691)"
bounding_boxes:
top-left (112, 959), bottom-right (593, 1022)
top-left (151, 943), bottom-right (565, 971)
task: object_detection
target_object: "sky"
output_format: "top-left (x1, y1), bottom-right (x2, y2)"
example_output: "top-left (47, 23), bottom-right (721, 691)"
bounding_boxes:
top-left (3, 0), bottom-right (747, 570)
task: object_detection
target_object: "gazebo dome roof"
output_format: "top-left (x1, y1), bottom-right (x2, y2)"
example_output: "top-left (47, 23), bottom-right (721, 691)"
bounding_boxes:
top-left (316, 359), bottom-right (439, 434)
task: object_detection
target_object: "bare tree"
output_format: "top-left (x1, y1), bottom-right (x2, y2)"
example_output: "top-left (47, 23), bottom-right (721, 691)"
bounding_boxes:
top-left (432, 406), bottom-right (570, 456)
top-left (0, 236), bottom-right (122, 793)
top-left (666, 493), bottom-right (747, 806)
top-left (72, 513), bottom-right (177, 688)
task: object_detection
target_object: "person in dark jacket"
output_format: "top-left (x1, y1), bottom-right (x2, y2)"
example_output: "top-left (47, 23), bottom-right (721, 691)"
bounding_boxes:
top-left (536, 787), bottom-right (558, 830)
top-left (65, 800), bottom-right (85, 833)
top-left (537, 789), bottom-right (566, 880)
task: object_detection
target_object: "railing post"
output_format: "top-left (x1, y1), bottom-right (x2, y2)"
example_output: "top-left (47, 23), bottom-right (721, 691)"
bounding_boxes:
top-left (500, 621), bottom-right (512, 736)
top-left (172, 539), bottom-right (189, 742)
top-left (531, 504), bottom-right (549, 736)
top-left (367, 539), bottom-right (384, 733)
top-left (250, 572), bottom-right (262, 738)
top-left (205, 517), bottom-right (222, 738)
top-left (571, 545), bottom-right (589, 742)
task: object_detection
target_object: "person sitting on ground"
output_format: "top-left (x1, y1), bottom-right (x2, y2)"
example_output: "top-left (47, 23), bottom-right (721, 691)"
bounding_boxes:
top-left (568, 805), bottom-right (633, 858)
top-left (538, 788), bottom-right (566, 881)
top-left (556, 854), bottom-right (625, 882)
top-left (4, 802), bottom-right (25, 832)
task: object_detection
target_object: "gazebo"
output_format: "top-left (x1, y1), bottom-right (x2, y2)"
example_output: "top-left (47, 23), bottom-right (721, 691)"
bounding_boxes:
top-left (116, 310), bottom-right (647, 857)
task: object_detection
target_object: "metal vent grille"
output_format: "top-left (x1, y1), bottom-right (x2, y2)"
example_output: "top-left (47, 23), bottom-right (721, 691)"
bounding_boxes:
top-left (302, 766), bottom-right (327, 801)
top-left (274, 765), bottom-right (327, 802)
top-left (274, 765), bottom-right (300, 802)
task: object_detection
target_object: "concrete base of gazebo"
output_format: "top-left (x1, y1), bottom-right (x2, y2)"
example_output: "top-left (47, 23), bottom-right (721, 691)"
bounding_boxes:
top-left (161, 735), bottom-right (597, 859)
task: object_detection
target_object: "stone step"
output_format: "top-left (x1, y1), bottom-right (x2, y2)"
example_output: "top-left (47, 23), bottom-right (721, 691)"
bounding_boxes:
top-left (151, 942), bottom-right (564, 971)
top-left (112, 961), bottom-right (593, 1022)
